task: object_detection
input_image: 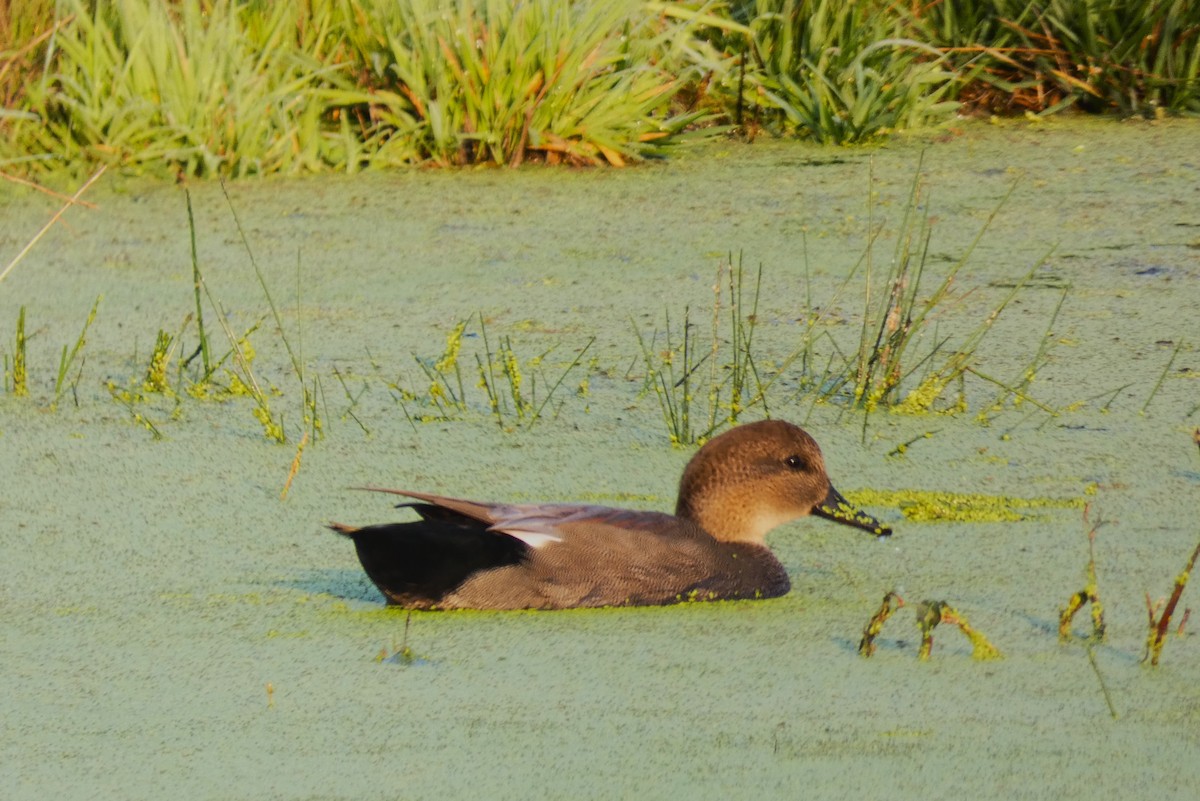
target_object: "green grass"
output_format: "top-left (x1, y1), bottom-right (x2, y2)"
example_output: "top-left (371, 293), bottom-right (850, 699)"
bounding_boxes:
top-left (9, 0), bottom-right (347, 176)
top-left (908, 0), bottom-right (1200, 116)
top-left (630, 160), bottom-right (1067, 445)
top-left (2, 0), bottom-right (708, 175)
top-left (9, 305), bottom-right (28, 397)
top-left (760, 157), bottom-right (1063, 423)
top-left (1, 295), bottom-right (98, 410)
top-left (52, 295), bottom-right (100, 410)
top-left (3, 0), bottom-right (1197, 176)
top-left (475, 318), bottom-right (595, 430)
top-left (408, 314), bottom-right (594, 429)
top-left (731, 0), bottom-right (959, 142)
top-left (634, 254), bottom-right (767, 445)
top-left (327, 0), bottom-right (706, 166)
top-left (106, 189), bottom-right (293, 442)
top-left (218, 182), bottom-right (322, 443)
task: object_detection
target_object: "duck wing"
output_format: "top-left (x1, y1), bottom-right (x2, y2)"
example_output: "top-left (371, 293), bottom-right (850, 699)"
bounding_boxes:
top-left (358, 487), bottom-right (667, 550)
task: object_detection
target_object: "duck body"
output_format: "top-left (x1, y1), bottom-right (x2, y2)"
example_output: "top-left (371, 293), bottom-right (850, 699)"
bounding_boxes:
top-left (333, 496), bottom-right (791, 609)
top-left (330, 420), bottom-right (891, 610)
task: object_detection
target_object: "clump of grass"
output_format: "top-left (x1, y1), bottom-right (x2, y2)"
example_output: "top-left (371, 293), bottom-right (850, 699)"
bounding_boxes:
top-left (476, 319), bottom-right (533, 424)
top-left (793, 159), bottom-right (1063, 422)
top-left (111, 189), bottom-right (296, 442)
top-left (731, 0), bottom-right (958, 142)
top-left (475, 313), bottom-right (594, 430)
top-left (1, 294), bottom-right (102, 409)
top-left (407, 314), bottom-right (592, 428)
top-left (214, 319), bottom-right (284, 443)
top-left (22, 0), bottom-right (347, 177)
top-left (128, 186), bottom-right (325, 446)
top-left (634, 307), bottom-right (697, 445)
top-left (182, 189), bottom-right (285, 442)
top-left (329, 0), bottom-right (705, 166)
top-left (5, 0), bottom-right (706, 175)
top-left (635, 254), bottom-right (766, 445)
top-left (910, 0), bottom-right (1200, 117)
top-left (630, 161), bottom-right (1063, 434)
top-left (848, 161), bottom-right (1040, 414)
top-left (6, 0), bottom-right (1200, 176)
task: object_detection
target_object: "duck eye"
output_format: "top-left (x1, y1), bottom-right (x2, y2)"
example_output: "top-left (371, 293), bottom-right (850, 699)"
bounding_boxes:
top-left (784, 455), bottom-right (806, 471)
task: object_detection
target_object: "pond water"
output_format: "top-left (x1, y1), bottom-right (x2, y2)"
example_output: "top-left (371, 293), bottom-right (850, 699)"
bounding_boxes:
top-left (1, 118), bottom-right (1198, 800)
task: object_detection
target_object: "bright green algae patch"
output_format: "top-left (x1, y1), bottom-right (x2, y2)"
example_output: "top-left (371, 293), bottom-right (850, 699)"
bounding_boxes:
top-left (847, 489), bottom-right (1085, 523)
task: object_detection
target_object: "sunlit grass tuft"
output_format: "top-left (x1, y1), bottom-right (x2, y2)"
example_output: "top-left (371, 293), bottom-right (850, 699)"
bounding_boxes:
top-left (15, 0), bottom-right (348, 177)
top-left (907, 0), bottom-right (1200, 117)
top-left (329, 0), bottom-right (707, 166)
top-left (731, 0), bottom-right (958, 142)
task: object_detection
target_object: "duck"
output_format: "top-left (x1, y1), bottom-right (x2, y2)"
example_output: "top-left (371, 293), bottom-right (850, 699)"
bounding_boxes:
top-left (329, 419), bottom-right (891, 610)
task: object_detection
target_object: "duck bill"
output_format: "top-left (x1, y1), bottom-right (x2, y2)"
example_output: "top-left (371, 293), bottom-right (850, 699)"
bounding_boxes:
top-left (812, 485), bottom-right (892, 538)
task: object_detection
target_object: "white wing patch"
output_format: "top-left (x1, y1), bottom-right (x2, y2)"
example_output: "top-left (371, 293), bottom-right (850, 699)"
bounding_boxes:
top-left (495, 528), bottom-right (563, 549)
top-left (486, 503), bottom-right (676, 550)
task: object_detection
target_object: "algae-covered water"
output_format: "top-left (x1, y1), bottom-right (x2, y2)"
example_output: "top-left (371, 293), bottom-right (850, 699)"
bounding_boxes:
top-left (2, 119), bottom-right (1199, 800)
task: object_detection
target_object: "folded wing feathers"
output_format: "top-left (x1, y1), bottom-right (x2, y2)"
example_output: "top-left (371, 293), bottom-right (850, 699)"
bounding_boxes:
top-left (359, 487), bottom-right (682, 552)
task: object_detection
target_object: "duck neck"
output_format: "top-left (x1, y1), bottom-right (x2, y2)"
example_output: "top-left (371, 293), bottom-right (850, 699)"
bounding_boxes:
top-left (676, 490), bottom-right (773, 545)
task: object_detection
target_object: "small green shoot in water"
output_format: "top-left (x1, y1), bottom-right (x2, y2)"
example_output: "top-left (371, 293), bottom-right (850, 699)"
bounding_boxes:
top-left (414, 318), bottom-right (469, 419)
top-left (331, 366), bottom-right (370, 436)
top-left (53, 295), bottom-right (101, 410)
top-left (916, 600), bottom-right (1002, 662)
top-left (106, 381), bottom-right (164, 440)
top-left (859, 590), bottom-right (905, 657)
top-left (377, 612), bottom-right (427, 667)
top-left (1056, 504), bottom-right (1118, 717)
top-left (1141, 338), bottom-right (1183, 416)
top-left (404, 315), bottom-right (592, 429)
top-left (143, 329), bottom-right (177, 395)
top-left (1059, 504), bottom-right (1107, 643)
top-left (886, 430), bottom-right (940, 458)
top-left (186, 189), bottom-right (211, 376)
top-left (11, 305), bottom-right (28, 397)
top-left (859, 593), bottom-right (999, 661)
